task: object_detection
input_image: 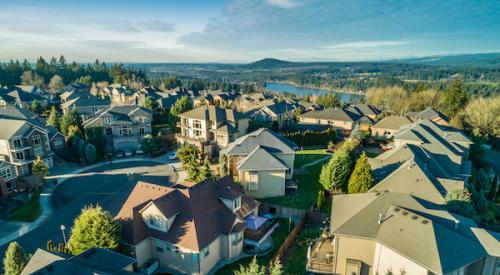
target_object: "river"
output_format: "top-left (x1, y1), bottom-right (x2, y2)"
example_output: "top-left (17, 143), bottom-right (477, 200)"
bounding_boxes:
top-left (265, 82), bottom-right (364, 103)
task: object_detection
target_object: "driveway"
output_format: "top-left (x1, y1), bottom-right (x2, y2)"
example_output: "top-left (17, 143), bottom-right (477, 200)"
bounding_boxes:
top-left (0, 161), bottom-right (176, 258)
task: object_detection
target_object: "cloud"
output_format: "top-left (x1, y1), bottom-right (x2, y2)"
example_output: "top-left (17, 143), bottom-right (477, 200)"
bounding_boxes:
top-left (323, 40), bottom-right (409, 50)
top-left (136, 20), bottom-right (175, 32)
top-left (266, 0), bottom-right (299, 9)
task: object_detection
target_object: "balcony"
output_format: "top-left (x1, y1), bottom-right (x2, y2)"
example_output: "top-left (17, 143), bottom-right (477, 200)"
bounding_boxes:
top-left (306, 235), bottom-right (335, 274)
top-left (244, 216), bottom-right (278, 248)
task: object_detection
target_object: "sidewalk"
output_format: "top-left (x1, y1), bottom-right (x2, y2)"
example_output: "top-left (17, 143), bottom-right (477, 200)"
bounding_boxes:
top-left (0, 153), bottom-right (175, 247)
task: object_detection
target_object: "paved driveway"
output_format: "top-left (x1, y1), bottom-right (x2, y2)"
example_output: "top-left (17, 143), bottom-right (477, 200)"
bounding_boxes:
top-left (0, 161), bottom-right (176, 258)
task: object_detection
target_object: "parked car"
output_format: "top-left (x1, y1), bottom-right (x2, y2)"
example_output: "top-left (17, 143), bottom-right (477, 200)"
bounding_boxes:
top-left (168, 151), bottom-right (178, 160)
top-left (136, 145), bottom-right (144, 155)
top-left (115, 150), bottom-right (125, 158)
top-left (124, 149), bottom-right (133, 157)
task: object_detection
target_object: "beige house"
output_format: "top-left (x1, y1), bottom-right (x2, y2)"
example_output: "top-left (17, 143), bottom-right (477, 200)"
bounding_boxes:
top-left (221, 128), bottom-right (296, 198)
top-left (115, 177), bottom-right (259, 275)
top-left (60, 91), bottom-right (111, 122)
top-left (300, 108), bottom-right (360, 132)
top-left (250, 101), bottom-right (297, 129)
top-left (406, 107), bottom-right (449, 125)
top-left (176, 105), bottom-right (248, 155)
top-left (371, 115), bottom-right (413, 139)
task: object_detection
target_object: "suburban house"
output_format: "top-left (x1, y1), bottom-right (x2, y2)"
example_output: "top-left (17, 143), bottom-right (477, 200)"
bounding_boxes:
top-left (348, 104), bottom-right (381, 121)
top-left (61, 92), bottom-right (111, 122)
top-left (176, 105), bottom-right (248, 155)
top-left (0, 160), bottom-right (17, 196)
top-left (406, 107), bottom-right (449, 125)
top-left (299, 107), bottom-right (361, 133)
top-left (307, 191), bottom-right (499, 275)
top-left (83, 105), bottom-right (152, 152)
top-left (371, 115), bottom-right (413, 139)
top-left (0, 118), bottom-right (55, 176)
top-left (250, 101), bottom-right (296, 128)
top-left (103, 84), bottom-right (136, 105)
top-left (21, 247), bottom-right (137, 274)
top-left (0, 85), bottom-right (47, 107)
top-left (234, 93), bottom-right (274, 112)
top-left (115, 177), bottom-right (261, 275)
top-left (221, 128), bottom-right (296, 198)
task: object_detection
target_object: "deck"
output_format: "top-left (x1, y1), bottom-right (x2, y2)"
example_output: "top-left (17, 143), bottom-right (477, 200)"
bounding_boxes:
top-left (306, 236), bottom-right (335, 274)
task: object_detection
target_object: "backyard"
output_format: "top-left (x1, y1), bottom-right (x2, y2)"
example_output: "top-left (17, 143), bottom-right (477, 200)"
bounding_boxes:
top-left (283, 227), bottom-right (321, 275)
top-left (215, 218), bottom-right (292, 275)
top-left (294, 149), bottom-right (331, 169)
top-left (8, 192), bottom-right (42, 222)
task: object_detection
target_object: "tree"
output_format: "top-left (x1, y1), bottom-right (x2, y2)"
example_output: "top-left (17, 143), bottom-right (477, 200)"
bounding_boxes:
top-left (47, 106), bottom-right (60, 130)
top-left (234, 256), bottom-right (265, 275)
top-left (319, 148), bottom-right (353, 192)
top-left (141, 134), bottom-right (157, 156)
top-left (66, 125), bottom-right (83, 142)
top-left (177, 144), bottom-right (200, 165)
top-left (20, 71), bottom-right (44, 87)
top-left (365, 86), bottom-right (409, 115)
top-left (347, 152), bottom-right (374, 193)
top-left (75, 75), bottom-right (93, 86)
top-left (30, 100), bottom-right (43, 114)
top-left (198, 156), bottom-right (214, 181)
top-left (443, 78), bottom-right (468, 118)
top-left (219, 154), bottom-right (228, 177)
top-left (445, 189), bottom-right (476, 218)
top-left (60, 109), bottom-right (82, 135)
top-left (462, 95), bottom-right (500, 142)
top-left (269, 258), bottom-right (283, 275)
top-left (316, 93), bottom-right (341, 108)
top-left (170, 96), bottom-right (192, 118)
top-left (49, 74), bottom-right (64, 90)
top-left (84, 143), bottom-right (97, 163)
top-left (142, 96), bottom-right (159, 112)
top-left (32, 155), bottom-right (49, 178)
top-left (316, 190), bottom-right (325, 209)
top-left (3, 241), bottom-right (29, 275)
top-left (84, 127), bottom-right (105, 159)
top-left (68, 205), bottom-right (120, 255)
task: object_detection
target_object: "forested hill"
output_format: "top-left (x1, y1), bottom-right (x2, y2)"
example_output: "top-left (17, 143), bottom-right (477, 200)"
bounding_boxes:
top-left (390, 53), bottom-right (500, 68)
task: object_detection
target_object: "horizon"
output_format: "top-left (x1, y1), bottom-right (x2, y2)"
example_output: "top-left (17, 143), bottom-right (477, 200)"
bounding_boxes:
top-left (1, 0), bottom-right (499, 63)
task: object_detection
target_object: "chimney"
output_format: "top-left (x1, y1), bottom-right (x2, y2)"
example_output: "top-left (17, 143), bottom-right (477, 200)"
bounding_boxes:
top-left (378, 213), bottom-right (384, 224)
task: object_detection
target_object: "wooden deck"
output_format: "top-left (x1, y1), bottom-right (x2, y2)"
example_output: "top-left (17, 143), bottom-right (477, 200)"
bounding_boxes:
top-left (306, 236), bottom-right (335, 274)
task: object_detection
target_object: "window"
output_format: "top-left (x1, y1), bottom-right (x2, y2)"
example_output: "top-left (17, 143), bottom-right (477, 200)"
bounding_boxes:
top-left (15, 152), bottom-right (24, 160)
top-left (5, 180), bottom-right (16, 192)
top-left (32, 136), bottom-right (41, 146)
top-left (193, 129), bottom-right (202, 137)
top-left (231, 231), bottom-right (243, 245)
top-left (106, 127), bottom-right (112, 135)
top-left (148, 215), bottom-right (163, 228)
top-left (13, 139), bottom-right (22, 148)
top-left (201, 246), bottom-right (210, 258)
top-left (34, 146), bottom-right (44, 157)
top-left (193, 120), bottom-right (202, 129)
top-left (104, 118), bottom-right (111, 124)
top-left (119, 126), bottom-right (131, 136)
top-left (0, 167), bottom-right (13, 179)
top-left (91, 106), bottom-right (99, 113)
top-left (233, 197), bottom-right (241, 210)
top-left (139, 128), bottom-right (145, 135)
top-left (155, 239), bottom-right (164, 253)
top-left (248, 172), bottom-right (259, 191)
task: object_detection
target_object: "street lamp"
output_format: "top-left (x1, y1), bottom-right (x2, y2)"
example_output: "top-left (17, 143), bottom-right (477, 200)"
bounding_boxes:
top-left (60, 224), bottom-right (67, 247)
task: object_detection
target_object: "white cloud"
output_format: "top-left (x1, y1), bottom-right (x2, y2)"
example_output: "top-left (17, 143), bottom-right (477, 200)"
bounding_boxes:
top-left (136, 20), bottom-right (175, 32)
top-left (266, 0), bottom-right (298, 9)
top-left (323, 40), bottom-right (409, 50)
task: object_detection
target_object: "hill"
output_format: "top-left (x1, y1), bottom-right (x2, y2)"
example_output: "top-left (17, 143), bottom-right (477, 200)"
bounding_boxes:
top-left (391, 53), bottom-right (500, 68)
top-left (246, 58), bottom-right (294, 69)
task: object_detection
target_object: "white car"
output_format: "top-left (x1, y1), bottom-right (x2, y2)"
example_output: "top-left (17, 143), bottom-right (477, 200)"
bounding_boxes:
top-left (124, 149), bottom-right (133, 157)
top-left (168, 151), bottom-right (178, 160)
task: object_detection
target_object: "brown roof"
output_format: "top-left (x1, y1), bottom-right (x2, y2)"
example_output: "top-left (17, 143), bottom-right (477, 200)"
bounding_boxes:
top-left (116, 177), bottom-right (258, 252)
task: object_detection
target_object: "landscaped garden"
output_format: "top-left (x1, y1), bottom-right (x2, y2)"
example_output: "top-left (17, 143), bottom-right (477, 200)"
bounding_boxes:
top-left (215, 218), bottom-right (292, 275)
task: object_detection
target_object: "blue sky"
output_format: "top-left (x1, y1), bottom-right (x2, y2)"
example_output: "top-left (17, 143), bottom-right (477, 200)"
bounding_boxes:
top-left (0, 0), bottom-right (499, 63)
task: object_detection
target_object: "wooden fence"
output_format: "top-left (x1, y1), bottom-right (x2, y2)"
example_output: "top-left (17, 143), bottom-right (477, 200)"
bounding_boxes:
top-left (272, 212), bottom-right (307, 262)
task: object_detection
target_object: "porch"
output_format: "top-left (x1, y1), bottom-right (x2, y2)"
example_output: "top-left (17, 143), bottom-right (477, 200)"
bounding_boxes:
top-left (306, 235), bottom-right (335, 274)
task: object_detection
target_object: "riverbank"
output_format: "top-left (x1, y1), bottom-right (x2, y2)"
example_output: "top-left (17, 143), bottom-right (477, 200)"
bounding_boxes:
top-left (266, 81), bottom-right (365, 96)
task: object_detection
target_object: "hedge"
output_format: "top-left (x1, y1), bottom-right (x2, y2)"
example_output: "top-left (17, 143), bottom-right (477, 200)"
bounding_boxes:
top-left (286, 129), bottom-right (336, 147)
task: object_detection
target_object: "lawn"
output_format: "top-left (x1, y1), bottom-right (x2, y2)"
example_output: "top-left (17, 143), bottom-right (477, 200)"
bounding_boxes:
top-left (283, 228), bottom-right (321, 275)
top-left (215, 219), bottom-right (292, 275)
top-left (8, 192), bottom-right (42, 222)
top-left (294, 149), bottom-right (330, 169)
top-left (261, 159), bottom-right (328, 209)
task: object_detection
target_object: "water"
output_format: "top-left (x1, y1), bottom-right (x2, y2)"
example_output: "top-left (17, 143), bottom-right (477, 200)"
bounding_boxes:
top-left (265, 82), bottom-right (364, 103)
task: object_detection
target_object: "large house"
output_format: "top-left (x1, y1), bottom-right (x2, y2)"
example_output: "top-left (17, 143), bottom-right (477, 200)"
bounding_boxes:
top-left (406, 107), bottom-right (449, 125)
top-left (176, 105), bottom-right (248, 155)
top-left (115, 177), bottom-right (260, 275)
top-left (0, 85), bottom-right (47, 107)
top-left (371, 115), bottom-right (413, 139)
top-left (0, 160), bottom-right (17, 197)
top-left (250, 101), bottom-right (296, 129)
top-left (221, 128), bottom-right (296, 198)
top-left (83, 105), bottom-right (152, 152)
top-left (103, 84), bottom-right (136, 105)
top-left (61, 91), bottom-right (111, 122)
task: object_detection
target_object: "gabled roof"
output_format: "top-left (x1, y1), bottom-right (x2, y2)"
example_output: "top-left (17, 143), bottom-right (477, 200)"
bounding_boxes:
top-left (332, 192), bottom-right (489, 275)
top-left (237, 146), bottom-right (288, 171)
top-left (180, 105), bottom-right (244, 123)
top-left (83, 105), bottom-right (151, 127)
top-left (61, 95), bottom-right (110, 109)
top-left (300, 108), bottom-right (360, 122)
top-left (0, 118), bottom-right (47, 139)
top-left (0, 85), bottom-right (44, 103)
top-left (0, 105), bottom-right (38, 120)
top-left (372, 115), bottom-right (413, 130)
top-left (407, 107), bottom-right (448, 122)
top-left (349, 104), bottom-right (381, 117)
top-left (223, 128), bottom-right (296, 156)
top-left (116, 177), bottom-right (258, 252)
top-left (261, 101), bottom-right (296, 116)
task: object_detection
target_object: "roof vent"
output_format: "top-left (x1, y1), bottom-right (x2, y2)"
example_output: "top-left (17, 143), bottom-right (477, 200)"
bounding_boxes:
top-left (377, 213), bottom-right (384, 224)
top-left (402, 211), bottom-right (409, 216)
top-left (394, 207), bottom-right (400, 212)
top-left (411, 215), bottom-right (418, 220)
top-left (422, 220), bottom-right (429, 224)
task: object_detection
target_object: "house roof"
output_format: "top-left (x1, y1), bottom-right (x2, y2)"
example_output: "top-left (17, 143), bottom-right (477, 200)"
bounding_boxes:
top-left (223, 128), bottom-right (296, 156)
top-left (348, 104), bottom-right (381, 117)
top-left (83, 105), bottom-right (151, 127)
top-left (0, 85), bottom-right (44, 103)
top-left (0, 105), bottom-right (38, 120)
top-left (21, 249), bottom-right (64, 275)
top-left (300, 108), bottom-right (360, 122)
top-left (180, 105), bottom-right (244, 123)
top-left (0, 119), bottom-right (40, 139)
top-left (237, 146), bottom-right (288, 171)
top-left (372, 115), bottom-right (413, 130)
top-left (407, 107), bottom-right (448, 122)
top-left (61, 95), bottom-right (110, 109)
top-left (262, 101), bottom-right (296, 116)
top-left (331, 192), bottom-right (489, 275)
top-left (116, 177), bottom-right (258, 252)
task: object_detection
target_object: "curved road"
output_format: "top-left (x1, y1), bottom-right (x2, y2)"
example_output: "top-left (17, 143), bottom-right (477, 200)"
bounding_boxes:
top-left (0, 161), bottom-right (176, 258)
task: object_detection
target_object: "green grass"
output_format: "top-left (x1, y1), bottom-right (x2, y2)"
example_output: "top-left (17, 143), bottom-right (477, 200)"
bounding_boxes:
top-left (283, 228), bottom-right (321, 275)
top-left (294, 149), bottom-right (330, 169)
top-left (320, 195), bottom-right (332, 214)
top-left (8, 192), bottom-right (42, 222)
top-left (262, 160), bottom-right (327, 209)
top-left (215, 219), bottom-right (292, 275)
top-left (364, 151), bottom-right (381, 158)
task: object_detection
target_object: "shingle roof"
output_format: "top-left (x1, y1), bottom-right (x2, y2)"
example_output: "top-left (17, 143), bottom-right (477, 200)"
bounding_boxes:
top-left (332, 192), bottom-right (489, 275)
top-left (407, 107), bottom-right (448, 122)
top-left (0, 85), bottom-right (44, 103)
top-left (300, 108), bottom-right (360, 122)
top-left (180, 105), bottom-right (244, 123)
top-left (83, 105), bottom-right (151, 127)
top-left (116, 177), bottom-right (258, 252)
top-left (237, 146), bottom-right (288, 171)
top-left (372, 115), bottom-right (413, 130)
top-left (223, 128), bottom-right (296, 156)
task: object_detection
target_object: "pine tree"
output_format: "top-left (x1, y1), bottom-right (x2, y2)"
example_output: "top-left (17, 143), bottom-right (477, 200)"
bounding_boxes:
top-left (30, 100), bottom-right (43, 114)
top-left (198, 156), bottom-right (214, 181)
top-left (234, 256), bottom-right (265, 275)
top-left (47, 106), bottom-right (60, 130)
top-left (269, 257), bottom-right (283, 275)
top-left (219, 154), bottom-right (228, 177)
top-left (3, 241), bottom-right (29, 275)
top-left (347, 152), bottom-right (374, 193)
top-left (60, 109), bottom-right (82, 136)
top-left (32, 155), bottom-right (49, 177)
top-left (68, 205), bottom-right (120, 255)
top-left (443, 78), bottom-right (468, 118)
top-left (319, 149), bottom-right (353, 192)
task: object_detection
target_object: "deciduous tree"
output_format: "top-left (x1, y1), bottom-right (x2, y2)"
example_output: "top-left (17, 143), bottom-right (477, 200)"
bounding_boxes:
top-left (170, 96), bottom-right (192, 118)
top-left (462, 95), bottom-right (500, 142)
top-left (49, 74), bottom-right (64, 90)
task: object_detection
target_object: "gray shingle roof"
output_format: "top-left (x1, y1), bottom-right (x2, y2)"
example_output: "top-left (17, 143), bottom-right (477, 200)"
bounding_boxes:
top-left (372, 115), bottom-right (413, 130)
top-left (180, 105), bottom-right (244, 122)
top-left (237, 146), bottom-right (288, 171)
top-left (223, 128), bottom-right (296, 156)
top-left (300, 108), bottom-right (360, 122)
top-left (407, 107), bottom-right (448, 122)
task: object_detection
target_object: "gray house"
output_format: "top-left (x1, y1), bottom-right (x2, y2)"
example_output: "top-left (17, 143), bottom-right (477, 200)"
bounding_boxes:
top-left (83, 105), bottom-right (152, 152)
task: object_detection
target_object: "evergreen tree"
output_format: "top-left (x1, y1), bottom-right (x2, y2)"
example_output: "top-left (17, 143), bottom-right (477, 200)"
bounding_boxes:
top-left (234, 256), bottom-right (265, 275)
top-left (198, 156), bottom-right (214, 181)
top-left (30, 100), bottom-right (43, 114)
top-left (84, 143), bottom-right (97, 163)
top-left (347, 152), bottom-right (374, 193)
top-left (84, 127), bottom-right (105, 159)
top-left (142, 96), bottom-right (159, 112)
top-left (68, 205), bottom-right (120, 255)
top-left (3, 241), bottom-right (29, 275)
top-left (32, 155), bottom-right (49, 178)
top-left (269, 258), bottom-right (283, 275)
top-left (47, 106), bottom-right (60, 130)
top-left (443, 78), bottom-right (468, 118)
top-left (170, 96), bottom-right (192, 118)
top-left (177, 144), bottom-right (200, 165)
top-left (60, 109), bottom-right (82, 135)
top-left (219, 154), bottom-right (228, 177)
top-left (319, 148), bottom-right (353, 192)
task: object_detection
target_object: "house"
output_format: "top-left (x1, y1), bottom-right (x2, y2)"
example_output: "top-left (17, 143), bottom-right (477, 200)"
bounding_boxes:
top-left (299, 108), bottom-right (360, 133)
top-left (83, 105), bottom-right (152, 152)
top-left (406, 107), bottom-right (449, 125)
top-left (306, 191), bottom-right (498, 275)
top-left (176, 105), bottom-right (248, 155)
top-left (61, 92), bottom-right (111, 122)
top-left (250, 101), bottom-right (296, 128)
top-left (371, 115), bottom-right (413, 139)
top-left (234, 93), bottom-right (274, 112)
top-left (0, 160), bottom-right (17, 197)
top-left (221, 128), bottom-right (296, 198)
top-left (21, 247), bottom-right (137, 274)
top-left (115, 177), bottom-right (261, 275)
top-left (103, 84), bottom-right (136, 105)
top-left (0, 85), bottom-right (47, 108)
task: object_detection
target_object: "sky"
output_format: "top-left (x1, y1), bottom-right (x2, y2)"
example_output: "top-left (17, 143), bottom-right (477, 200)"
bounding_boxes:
top-left (0, 0), bottom-right (499, 63)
